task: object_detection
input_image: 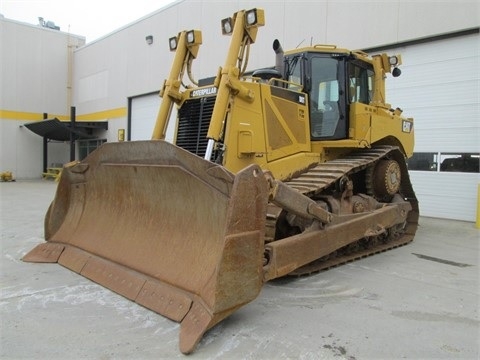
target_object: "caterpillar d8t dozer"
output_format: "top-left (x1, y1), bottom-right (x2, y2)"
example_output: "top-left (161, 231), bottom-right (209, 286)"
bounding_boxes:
top-left (24, 8), bottom-right (418, 354)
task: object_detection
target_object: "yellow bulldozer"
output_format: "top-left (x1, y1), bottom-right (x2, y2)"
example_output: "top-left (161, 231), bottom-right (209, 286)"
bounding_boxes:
top-left (24, 8), bottom-right (418, 354)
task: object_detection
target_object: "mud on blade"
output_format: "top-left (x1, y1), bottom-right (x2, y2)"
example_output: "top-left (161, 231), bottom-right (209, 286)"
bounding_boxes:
top-left (23, 140), bottom-right (269, 354)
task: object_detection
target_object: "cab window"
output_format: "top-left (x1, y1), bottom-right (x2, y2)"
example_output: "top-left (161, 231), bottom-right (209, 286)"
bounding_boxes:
top-left (348, 62), bottom-right (374, 104)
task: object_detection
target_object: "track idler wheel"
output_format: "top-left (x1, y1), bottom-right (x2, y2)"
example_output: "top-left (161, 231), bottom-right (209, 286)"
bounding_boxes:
top-left (370, 159), bottom-right (401, 199)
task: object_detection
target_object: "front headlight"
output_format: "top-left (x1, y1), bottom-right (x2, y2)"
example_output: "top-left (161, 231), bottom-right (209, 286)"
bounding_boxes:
top-left (169, 36), bottom-right (177, 51)
top-left (186, 30), bottom-right (195, 44)
top-left (245, 8), bottom-right (265, 27)
top-left (221, 17), bottom-right (233, 35)
top-left (246, 9), bottom-right (257, 25)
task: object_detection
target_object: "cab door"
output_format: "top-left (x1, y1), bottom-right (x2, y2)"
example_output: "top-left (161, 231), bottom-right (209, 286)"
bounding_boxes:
top-left (308, 55), bottom-right (348, 140)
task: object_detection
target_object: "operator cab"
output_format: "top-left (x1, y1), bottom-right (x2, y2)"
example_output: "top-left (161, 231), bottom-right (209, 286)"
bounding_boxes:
top-left (284, 50), bottom-right (374, 141)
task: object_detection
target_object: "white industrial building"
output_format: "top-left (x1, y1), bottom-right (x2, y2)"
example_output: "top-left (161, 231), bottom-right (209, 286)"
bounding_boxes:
top-left (1, 0), bottom-right (479, 222)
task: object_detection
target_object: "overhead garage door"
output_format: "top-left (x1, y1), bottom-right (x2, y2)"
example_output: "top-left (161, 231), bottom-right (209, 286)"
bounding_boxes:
top-left (130, 93), bottom-right (176, 142)
top-left (380, 32), bottom-right (479, 221)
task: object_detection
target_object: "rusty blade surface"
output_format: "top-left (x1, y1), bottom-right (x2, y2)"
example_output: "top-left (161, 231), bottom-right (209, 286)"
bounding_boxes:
top-left (23, 140), bottom-right (269, 354)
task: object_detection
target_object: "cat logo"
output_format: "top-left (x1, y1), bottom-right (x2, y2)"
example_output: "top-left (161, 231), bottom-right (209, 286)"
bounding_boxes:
top-left (191, 87), bottom-right (217, 97)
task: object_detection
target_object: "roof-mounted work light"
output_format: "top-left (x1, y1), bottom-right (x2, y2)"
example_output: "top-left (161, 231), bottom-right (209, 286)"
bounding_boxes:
top-left (380, 53), bottom-right (402, 75)
top-left (388, 55), bottom-right (399, 66)
top-left (388, 55), bottom-right (402, 77)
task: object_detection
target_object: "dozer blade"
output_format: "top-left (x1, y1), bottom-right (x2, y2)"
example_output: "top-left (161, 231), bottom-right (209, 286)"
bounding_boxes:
top-left (23, 140), bottom-right (269, 354)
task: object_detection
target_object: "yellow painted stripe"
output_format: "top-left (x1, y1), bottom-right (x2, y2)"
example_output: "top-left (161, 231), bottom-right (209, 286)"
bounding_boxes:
top-left (0, 107), bottom-right (127, 122)
top-left (76, 107), bottom-right (127, 121)
top-left (0, 110), bottom-right (47, 121)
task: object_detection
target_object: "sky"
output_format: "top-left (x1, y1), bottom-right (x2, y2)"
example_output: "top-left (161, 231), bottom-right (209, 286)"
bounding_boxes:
top-left (0, 0), bottom-right (178, 42)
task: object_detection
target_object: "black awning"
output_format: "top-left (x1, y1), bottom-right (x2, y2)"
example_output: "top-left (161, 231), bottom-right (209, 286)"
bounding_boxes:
top-left (24, 118), bottom-right (108, 141)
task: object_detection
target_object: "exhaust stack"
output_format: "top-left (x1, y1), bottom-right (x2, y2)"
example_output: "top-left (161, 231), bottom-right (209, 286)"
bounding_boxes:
top-left (273, 39), bottom-right (284, 77)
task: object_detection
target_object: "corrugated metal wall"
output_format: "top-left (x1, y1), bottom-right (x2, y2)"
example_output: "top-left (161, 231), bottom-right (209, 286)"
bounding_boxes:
top-left (385, 34), bottom-right (479, 221)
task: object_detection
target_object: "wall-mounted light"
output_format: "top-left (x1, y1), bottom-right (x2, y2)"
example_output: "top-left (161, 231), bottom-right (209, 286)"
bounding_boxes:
top-left (118, 129), bottom-right (125, 141)
top-left (145, 35), bottom-right (153, 45)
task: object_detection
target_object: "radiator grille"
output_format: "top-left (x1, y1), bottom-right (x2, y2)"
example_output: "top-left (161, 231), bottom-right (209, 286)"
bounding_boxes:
top-left (176, 96), bottom-right (216, 157)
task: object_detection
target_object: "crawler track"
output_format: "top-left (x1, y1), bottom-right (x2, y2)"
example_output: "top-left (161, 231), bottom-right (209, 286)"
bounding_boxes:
top-left (267, 145), bottom-right (419, 275)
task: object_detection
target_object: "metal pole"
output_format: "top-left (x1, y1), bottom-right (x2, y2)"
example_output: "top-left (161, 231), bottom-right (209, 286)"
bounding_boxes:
top-left (70, 106), bottom-right (75, 161)
top-left (43, 112), bottom-right (48, 172)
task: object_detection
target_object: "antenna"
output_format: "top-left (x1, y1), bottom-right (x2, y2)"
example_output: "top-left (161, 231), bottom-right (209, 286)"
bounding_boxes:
top-left (296, 39), bottom-right (305, 48)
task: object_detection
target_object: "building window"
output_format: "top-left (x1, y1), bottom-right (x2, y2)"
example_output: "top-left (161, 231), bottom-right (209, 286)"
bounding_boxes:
top-left (78, 139), bottom-right (106, 160)
top-left (439, 153), bottom-right (479, 173)
top-left (408, 152), bottom-right (479, 173)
